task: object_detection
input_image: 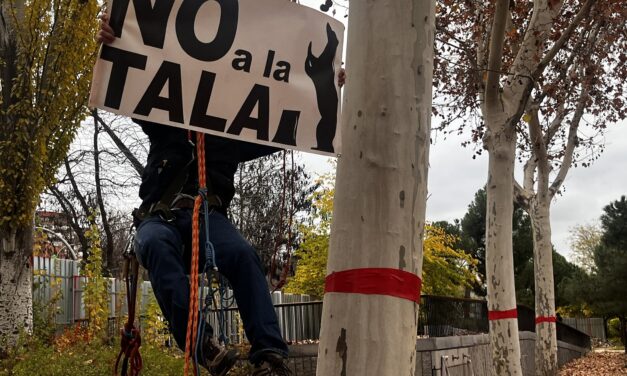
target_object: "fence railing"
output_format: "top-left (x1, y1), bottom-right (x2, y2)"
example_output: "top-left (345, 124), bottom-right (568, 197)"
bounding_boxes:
top-left (418, 295), bottom-right (489, 337)
top-left (562, 317), bottom-right (606, 340)
top-left (32, 256), bottom-right (320, 344)
top-left (419, 295), bottom-right (591, 349)
top-left (33, 257), bottom-right (592, 349)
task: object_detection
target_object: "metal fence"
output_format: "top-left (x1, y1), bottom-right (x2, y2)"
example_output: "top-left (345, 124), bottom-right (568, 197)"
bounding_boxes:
top-left (33, 257), bottom-right (592, 350)
top-left (418, 295), bottom-right (489, 337)
top-left (32, 257), bottom-right (321, 344)
top-left (419, 295), bottom-right (591, 349)
top-left (562, 317), bottom-right (606, 340)
top-left (32, 257), bottom-right (154, 327)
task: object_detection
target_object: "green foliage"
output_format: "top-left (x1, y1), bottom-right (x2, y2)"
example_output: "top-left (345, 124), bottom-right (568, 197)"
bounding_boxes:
top-left (82, 212), bottom-right (109, 343)
top-left (143, 295), bottom-right (169, 347)
top-left (0, 0), bottom-right (99, 230)
top-left (284, 173), bottom-right (334, 298)
top-left (286, 173), bottom-right (481, 299)
top-left (608, 318), bottom-right (621, 340)
top-left (31, 283), bottom-right (62, 345)
top-left (0, 339), bottom-right (186, 376)
top-left (568, 224), bottom-right (602, 274)
top-left (456, 187), bottom-right (586, 308)
top-left (422, 225), bottom-right (477, 297)
top-left (589, 196), bottom-right (627, 317)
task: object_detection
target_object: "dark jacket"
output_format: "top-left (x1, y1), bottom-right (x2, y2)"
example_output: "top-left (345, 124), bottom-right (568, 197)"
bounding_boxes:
top-left (136, 120), bottom-right (280, 213)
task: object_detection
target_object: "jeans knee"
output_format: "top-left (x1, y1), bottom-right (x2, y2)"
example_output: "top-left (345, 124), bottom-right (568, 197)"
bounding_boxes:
top-left (134, 219), bottom-right (180, 267)
top-left (233, 242), bottom-right (262, 267)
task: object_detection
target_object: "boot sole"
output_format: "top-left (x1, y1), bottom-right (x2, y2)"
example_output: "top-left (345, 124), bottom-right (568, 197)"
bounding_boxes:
top-left (212, 349), bottom-right (239, 376)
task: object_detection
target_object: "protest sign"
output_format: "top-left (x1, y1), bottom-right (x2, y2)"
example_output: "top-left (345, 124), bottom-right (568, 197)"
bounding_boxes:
top-left (89, 0), bottom-right (344, 155)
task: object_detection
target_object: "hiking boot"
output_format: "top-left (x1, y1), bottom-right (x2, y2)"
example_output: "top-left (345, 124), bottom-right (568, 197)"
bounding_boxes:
top-left (199, 335), bottom-right (239, 376)
top-left (251, 352), bottom-right (292, 376)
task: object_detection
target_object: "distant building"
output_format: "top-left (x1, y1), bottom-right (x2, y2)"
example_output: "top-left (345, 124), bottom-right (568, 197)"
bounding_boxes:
top-left (35, 211), bottom-right (81, 259)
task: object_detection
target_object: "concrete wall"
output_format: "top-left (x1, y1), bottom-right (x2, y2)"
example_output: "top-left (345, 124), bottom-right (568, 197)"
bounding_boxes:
top-left (285, 332), bottom-right (588, 375)
top-left (414, 331), bottom-right (589, 376)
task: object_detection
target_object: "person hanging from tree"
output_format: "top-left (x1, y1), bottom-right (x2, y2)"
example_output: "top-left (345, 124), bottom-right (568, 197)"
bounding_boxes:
top-left (98, 11), bottom-right (345, 376)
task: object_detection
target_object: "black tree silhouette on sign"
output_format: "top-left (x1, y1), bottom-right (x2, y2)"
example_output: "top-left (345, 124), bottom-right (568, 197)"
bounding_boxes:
top-left (305, 23), bottom-right (339, 153)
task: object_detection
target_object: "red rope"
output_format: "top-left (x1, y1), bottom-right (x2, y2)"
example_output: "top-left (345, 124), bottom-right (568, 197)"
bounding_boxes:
top-left (114, 258), bottom-right (142, 376)
top-left (184, 132), bottom-right (206, 376)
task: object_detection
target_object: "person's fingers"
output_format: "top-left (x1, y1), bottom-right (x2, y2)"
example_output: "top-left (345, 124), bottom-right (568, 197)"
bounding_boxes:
top-left (101, 21), bottom-right (114, 34)
top-left (97, 14), bottom-right (115, 44)
top-left (338, 68), bottom-right (346, 87)
top-left (97, 29), bottom-right (115, 44)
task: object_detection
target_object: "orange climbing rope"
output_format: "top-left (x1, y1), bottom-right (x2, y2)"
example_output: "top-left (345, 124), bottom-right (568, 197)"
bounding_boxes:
top-left (184, 132), bottom-right (206, 376)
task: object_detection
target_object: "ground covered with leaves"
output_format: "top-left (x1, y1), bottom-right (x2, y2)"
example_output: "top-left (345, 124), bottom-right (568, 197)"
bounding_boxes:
top-left (0, 327), bottom-right (253, 376)
top-left (558, 351), bottom-right (627, 375)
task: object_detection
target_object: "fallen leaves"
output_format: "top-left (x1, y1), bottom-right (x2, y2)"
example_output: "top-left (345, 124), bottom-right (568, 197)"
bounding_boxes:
top-left (559, 351), bottom-right (627, 375)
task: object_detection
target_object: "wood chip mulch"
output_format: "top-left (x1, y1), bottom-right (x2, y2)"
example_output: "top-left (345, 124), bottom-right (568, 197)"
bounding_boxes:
top-left (558, 352), bottom-right (627, 375)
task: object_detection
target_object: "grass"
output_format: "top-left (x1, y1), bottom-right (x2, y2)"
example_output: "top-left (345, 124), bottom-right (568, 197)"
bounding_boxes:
top-left (0, 340), bottom-right (187, 376)
top-left (0, 325), bottom-right (255, 376)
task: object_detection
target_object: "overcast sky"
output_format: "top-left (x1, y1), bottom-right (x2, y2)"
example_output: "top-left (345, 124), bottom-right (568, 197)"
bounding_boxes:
top-left (303, 120), bottom-right (626, 260)
top-left (299, 0), bottom-right (627, 260)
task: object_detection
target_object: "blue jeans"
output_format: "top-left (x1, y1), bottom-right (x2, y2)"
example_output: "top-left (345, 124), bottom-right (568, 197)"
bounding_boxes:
top-left (134, 208), bottom-right (288, 363)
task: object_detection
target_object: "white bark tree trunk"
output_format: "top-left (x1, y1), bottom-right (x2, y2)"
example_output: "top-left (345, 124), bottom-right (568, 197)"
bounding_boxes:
top-left (316, 0), bottom-right (434, 374)
top-left (484, 121), bottom-right (523, 376)
top-left (480, 0), bottom-right (524, 372)
top-left (0, 225), bottom-right (33, 354)
top-left (530, 198), bottom-right (557, 376)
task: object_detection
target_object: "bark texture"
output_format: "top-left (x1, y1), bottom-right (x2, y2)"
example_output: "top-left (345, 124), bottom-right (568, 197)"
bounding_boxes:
top-left (530, 199), bottom-right (557, 376)
top-left (484, 121), bottom-right (523, 376)
top-left (0, 225), bottom-right (33, 353)
top-left (316, 0), bottom-right (434, 374)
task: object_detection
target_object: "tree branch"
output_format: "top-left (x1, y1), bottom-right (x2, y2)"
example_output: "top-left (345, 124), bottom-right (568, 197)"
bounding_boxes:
top-left (94, 111), bottom-right (144, 176)
top-left (529, 106), bottom-right (550, 197)
top-left (92, 111), bottom-right (115, 275)
top-left (64, 158), bottom-right (91, 216)
top-left (48, 186), bottom-right (89, 254)
top-left (549, 89), bottom-right (587, 198)
top-left (484, 0), bottom-right (509, 108)
top-left (532, 0), bottom-right (597, 80)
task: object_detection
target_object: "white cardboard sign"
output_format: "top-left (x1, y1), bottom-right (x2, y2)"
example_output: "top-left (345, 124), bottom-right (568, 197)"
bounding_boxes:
top-left (89, 0), bottom-right (344, 155)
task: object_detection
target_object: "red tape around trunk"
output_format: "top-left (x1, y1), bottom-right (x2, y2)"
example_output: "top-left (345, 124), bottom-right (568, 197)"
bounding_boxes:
top-left (535, 316), bottom-right (557, 324)
top-left (488, 308), bottom-right (518, 321)
top-left (324, 268), bottom-right (421, 303)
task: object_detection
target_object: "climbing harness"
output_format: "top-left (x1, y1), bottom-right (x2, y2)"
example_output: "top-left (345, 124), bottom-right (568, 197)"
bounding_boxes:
top-left (114, 227), bottom-right (143, 376)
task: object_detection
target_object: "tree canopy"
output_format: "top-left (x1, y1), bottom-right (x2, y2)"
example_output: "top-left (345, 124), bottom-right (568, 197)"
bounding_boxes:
top-left (591, 196), bottom-right (627, 317)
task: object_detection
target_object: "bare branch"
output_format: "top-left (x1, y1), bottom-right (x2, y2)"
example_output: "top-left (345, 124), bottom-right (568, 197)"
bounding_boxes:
top-left (549, 89), bottom-right (587, 198)
top-left (532, 0), bottom-right (597, 80)
top-left (94, 110), bottom-right (144, 176)
top-left (514, 179), bottom-right (531, 209)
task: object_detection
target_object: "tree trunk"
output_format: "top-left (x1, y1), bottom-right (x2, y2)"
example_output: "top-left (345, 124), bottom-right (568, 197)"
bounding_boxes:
top-left (93, 115), bottom-right (116, 276)
top-left (316, 0), bottom-right (434, 374)
top-left (485, 122), bottom-right (523, 376)
top-left (620, 316), bottom-right (627, 356)
top-left (531, 198), bottom-right (558, 375)
top-left (0, 224), bottom-right (33, 355)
